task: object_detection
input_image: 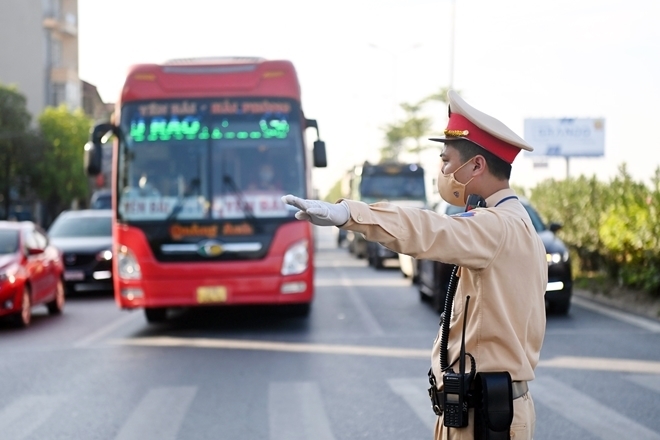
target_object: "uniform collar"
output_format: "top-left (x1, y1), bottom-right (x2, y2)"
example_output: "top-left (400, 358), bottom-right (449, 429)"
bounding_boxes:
top-left (485, 188), bottom-right (518, 208)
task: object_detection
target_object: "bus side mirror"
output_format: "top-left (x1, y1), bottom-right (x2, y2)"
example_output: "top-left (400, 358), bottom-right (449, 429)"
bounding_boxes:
top-left (313, 140), bottom-right (327, 168)
top-left (84, 123), bottom-right (115, 176)
top-left (84, 141), bottom-right (102, 176)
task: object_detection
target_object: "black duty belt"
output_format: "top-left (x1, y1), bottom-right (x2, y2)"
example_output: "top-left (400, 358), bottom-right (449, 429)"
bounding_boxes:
top-left (429, 380), bottom-right (528, 416)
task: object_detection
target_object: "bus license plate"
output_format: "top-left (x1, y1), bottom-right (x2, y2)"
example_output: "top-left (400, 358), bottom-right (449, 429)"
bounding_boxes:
top-left (196, 286), bottom-right (227, 303)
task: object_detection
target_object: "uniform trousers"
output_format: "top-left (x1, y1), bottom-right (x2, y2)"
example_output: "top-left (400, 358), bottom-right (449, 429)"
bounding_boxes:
top-left (433, 391), bottom-right (535, 440)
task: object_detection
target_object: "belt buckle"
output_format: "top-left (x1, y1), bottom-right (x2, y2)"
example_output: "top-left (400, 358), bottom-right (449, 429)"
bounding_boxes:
top-left (428, 387), bottom-right (443, 416)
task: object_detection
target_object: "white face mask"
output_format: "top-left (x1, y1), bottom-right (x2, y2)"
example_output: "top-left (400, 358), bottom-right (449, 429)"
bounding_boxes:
top-left (437, 159), bottom-right (474, 206)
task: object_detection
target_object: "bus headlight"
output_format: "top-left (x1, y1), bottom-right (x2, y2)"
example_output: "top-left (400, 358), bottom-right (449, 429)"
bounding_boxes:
top-left (281, 240), bottom-right (308, 275)
top-left (117, 246), bottom-right (142, 280)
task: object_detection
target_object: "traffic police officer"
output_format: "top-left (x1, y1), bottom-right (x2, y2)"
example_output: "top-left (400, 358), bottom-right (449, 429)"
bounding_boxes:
top-left (283, 90), bottom-right (547, 440)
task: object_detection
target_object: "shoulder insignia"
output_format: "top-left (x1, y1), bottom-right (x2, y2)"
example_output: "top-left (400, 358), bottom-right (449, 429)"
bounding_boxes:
top-left (450, 211), bottom-right (476, 218)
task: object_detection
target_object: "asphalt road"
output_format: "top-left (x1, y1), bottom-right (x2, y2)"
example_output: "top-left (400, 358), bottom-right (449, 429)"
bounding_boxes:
top-left (1, 226), bottom-right (659, 440)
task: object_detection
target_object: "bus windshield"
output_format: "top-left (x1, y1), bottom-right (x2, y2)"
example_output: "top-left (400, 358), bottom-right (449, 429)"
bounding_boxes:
top-left (359, 174), bottom-right (426, 202)
top-left (117, 98), bottom-right (305, 221)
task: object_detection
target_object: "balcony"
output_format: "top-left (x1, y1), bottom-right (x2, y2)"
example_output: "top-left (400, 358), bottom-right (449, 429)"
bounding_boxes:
top-left (43, 13), bottom-right (77, 37)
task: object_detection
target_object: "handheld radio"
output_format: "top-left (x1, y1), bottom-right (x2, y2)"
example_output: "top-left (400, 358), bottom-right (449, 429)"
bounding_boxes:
top-left (442, 295), bottom-right (474, 427)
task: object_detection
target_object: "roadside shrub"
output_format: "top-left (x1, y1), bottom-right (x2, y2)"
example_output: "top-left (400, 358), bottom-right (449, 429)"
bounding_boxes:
top-left (529, 164), bottom-right (660, 296)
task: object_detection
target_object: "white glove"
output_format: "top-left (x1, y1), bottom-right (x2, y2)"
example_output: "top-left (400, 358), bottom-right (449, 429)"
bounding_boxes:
top-left (281, 195), bottom-right (350, 227)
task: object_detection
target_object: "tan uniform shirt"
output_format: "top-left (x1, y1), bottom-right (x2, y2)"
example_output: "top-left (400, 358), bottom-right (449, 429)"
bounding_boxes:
top-left (341, 188), bottom-right (547, 384)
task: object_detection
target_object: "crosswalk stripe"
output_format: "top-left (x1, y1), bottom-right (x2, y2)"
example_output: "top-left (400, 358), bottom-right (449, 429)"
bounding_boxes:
top-left (532, 376), bottom-right (660, 440)
top-left (269, 381), bottom-right (335, 440)
top-left (387, 377), bottom-right (436, 431)
top-left (114, 386), bottom-right (197, 440)
top-left (623, 374), bottom-right (660, 394)
top-left (0, 395), bottom-right (66, 440)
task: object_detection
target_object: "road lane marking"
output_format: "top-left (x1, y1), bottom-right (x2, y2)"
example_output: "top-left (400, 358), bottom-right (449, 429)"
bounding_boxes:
top-left (114, 386), bottom-right (196, 440)
top-left (0, 395), bottom-right (66, 440)
top-left (539, 356), bottom-right (660, 374)
top-left (315, 278), bottom-right (412, 287)
top-left (533, 376), bottom-right (660, 440)
top-left (269, 382), bottom-right (335, 440)
top-left (572, 296), bottom-right (660, 333)
top-left (339, 277), bottom-right (385, 336)
top-left (113, 337), bottom-right (660, 375)
top-left (329, 262), bottom-right (386, 336)
top-left (74, 311), bottom-right (144, 347)
top-left (624, 374), bottom-right (660, 393)
top-left (114, 336), bottom-right (429, 358)
top-left (387, 378), bottom-right (436, 431)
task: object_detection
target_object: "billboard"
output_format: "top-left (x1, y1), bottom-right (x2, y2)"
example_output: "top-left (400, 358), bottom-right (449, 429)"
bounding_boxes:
top-left (524, 118), bottom-right (605, 157)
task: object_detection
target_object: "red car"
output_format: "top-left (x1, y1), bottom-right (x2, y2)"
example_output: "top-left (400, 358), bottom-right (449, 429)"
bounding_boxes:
top-left (0, 221), bottom-right (65, 327)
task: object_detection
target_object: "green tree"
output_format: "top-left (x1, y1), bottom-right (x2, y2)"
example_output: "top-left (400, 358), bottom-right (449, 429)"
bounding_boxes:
top-left (400, 102), bottom-right (433, 161)
top-left (37, 105), bottom-right (92, 223)
top-left (379, 86), bottom-right (453, 163)
top-left (0, 84), bottom-right (44, 219)
top-left (379, 122), bottom-right (406, 162)
top-left (422, 86), bottom-right (452, 106)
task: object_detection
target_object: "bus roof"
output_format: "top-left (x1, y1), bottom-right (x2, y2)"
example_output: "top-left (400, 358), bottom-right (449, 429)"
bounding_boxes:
top-left (119, 57), bottom-right (302, 104)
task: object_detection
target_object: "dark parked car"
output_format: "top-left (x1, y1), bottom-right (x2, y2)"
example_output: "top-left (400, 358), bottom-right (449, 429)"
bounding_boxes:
top-left (48, 210), bottom-right (113, 294)
top-left (90, 189), bottom-right (112, 209)
top-left (366, 241), bottom-right (398, 269)
top-left (418, 199), bottom-right (573, 315)
top-left (0, 221), bottom-right (65, 327)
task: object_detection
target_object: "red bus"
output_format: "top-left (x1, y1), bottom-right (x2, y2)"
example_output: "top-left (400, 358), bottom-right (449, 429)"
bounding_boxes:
top-left (84, 57), bottom-right (326, 323)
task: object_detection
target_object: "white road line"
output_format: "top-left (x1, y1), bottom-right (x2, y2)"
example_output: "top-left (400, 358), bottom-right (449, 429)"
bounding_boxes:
top-left (316, 278), bottom-right (413, 287)
top-left (624, 374), bottom-right (660, 393)
top-left (539, 356), bottom-right (660, 375)
top-left (74, 310), bottom-right (143, 347)
top-left (387, 378), bottom-right (436, 431)
top-left (114, 336), bottom-right (429, 359)
top-left (332, 262), bottom-right (385, 336)
top-left (533, 376), bottom-right (660, 440)
top-left (114, 386), bottom-right (196, 440)
top-left (269, 382), bottom-right (335, 440)
top-left (572, 296), bottom-right (660, 333)
top-left (0, 395), bottom-right (66, 440)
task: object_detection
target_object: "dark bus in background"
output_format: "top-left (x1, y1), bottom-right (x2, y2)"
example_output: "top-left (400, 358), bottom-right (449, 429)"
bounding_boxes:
top-left (343, 161), bottom-right (427, 268)
top-left (84, 57), bottom-right (327, 322)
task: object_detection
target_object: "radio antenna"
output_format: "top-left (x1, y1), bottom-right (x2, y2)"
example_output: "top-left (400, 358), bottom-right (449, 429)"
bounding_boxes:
top-left (459, 295), bottom-right (470, 376)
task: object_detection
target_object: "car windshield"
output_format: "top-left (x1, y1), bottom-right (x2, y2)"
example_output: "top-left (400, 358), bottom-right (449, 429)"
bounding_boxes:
top-left (522, 204), bottom-right (546, 233)
top-left (91, 192), bottom-right (111, 209)
top-left (442, 201), bottom-right (546, 232)
top-left (48, 215), bottom-right (112, 238)
top-left (0, 230), bottom-right (19, 254)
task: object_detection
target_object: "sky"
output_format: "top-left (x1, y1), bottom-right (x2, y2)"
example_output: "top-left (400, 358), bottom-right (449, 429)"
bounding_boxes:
top-left (78, 0), bottom-right (660, 200)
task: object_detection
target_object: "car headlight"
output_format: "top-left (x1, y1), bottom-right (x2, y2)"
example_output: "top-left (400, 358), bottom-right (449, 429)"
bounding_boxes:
top-left (0, 263), bottom-right (19, 283)
top-left (96, 250), bottom-right (113, 261)
top-left (547, 251), bottom-right (569, 265)
top-left (117, 246), bottom-right (142, 280)
top-left (281, 240), bottom-right (309, 276)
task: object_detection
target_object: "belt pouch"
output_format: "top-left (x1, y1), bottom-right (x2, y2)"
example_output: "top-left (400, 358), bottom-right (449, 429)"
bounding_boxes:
top-left (474, 372), bottom-right (513, 440)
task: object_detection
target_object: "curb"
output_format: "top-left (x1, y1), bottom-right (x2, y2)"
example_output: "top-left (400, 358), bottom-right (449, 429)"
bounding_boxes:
top-left (572, 288), bottom-right (660, 323)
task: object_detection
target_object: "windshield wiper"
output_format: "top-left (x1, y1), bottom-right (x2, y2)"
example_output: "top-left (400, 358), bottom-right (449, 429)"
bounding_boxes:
top-left (165, 178), bottom-right (201, 222)
top-left (222, 175), bottom-right (256, 221)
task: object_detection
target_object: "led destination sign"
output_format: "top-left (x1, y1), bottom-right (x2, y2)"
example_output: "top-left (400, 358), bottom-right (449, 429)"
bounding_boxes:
top-left (127, 99), bottom-right (293, 143)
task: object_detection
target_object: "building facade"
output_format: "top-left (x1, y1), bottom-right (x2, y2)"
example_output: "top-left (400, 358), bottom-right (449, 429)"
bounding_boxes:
top-left (0, 0), bottom-right (81, 121)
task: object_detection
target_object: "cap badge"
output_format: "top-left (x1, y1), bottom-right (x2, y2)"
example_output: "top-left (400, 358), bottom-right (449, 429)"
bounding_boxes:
top-left (453, 191), bottom-right (460, 198)
top-left (444, 129), bottom-right (470, 137)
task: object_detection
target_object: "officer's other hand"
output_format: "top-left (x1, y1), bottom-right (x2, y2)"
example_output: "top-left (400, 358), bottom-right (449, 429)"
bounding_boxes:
top-left (281, 195), bottom-right (350, 227)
